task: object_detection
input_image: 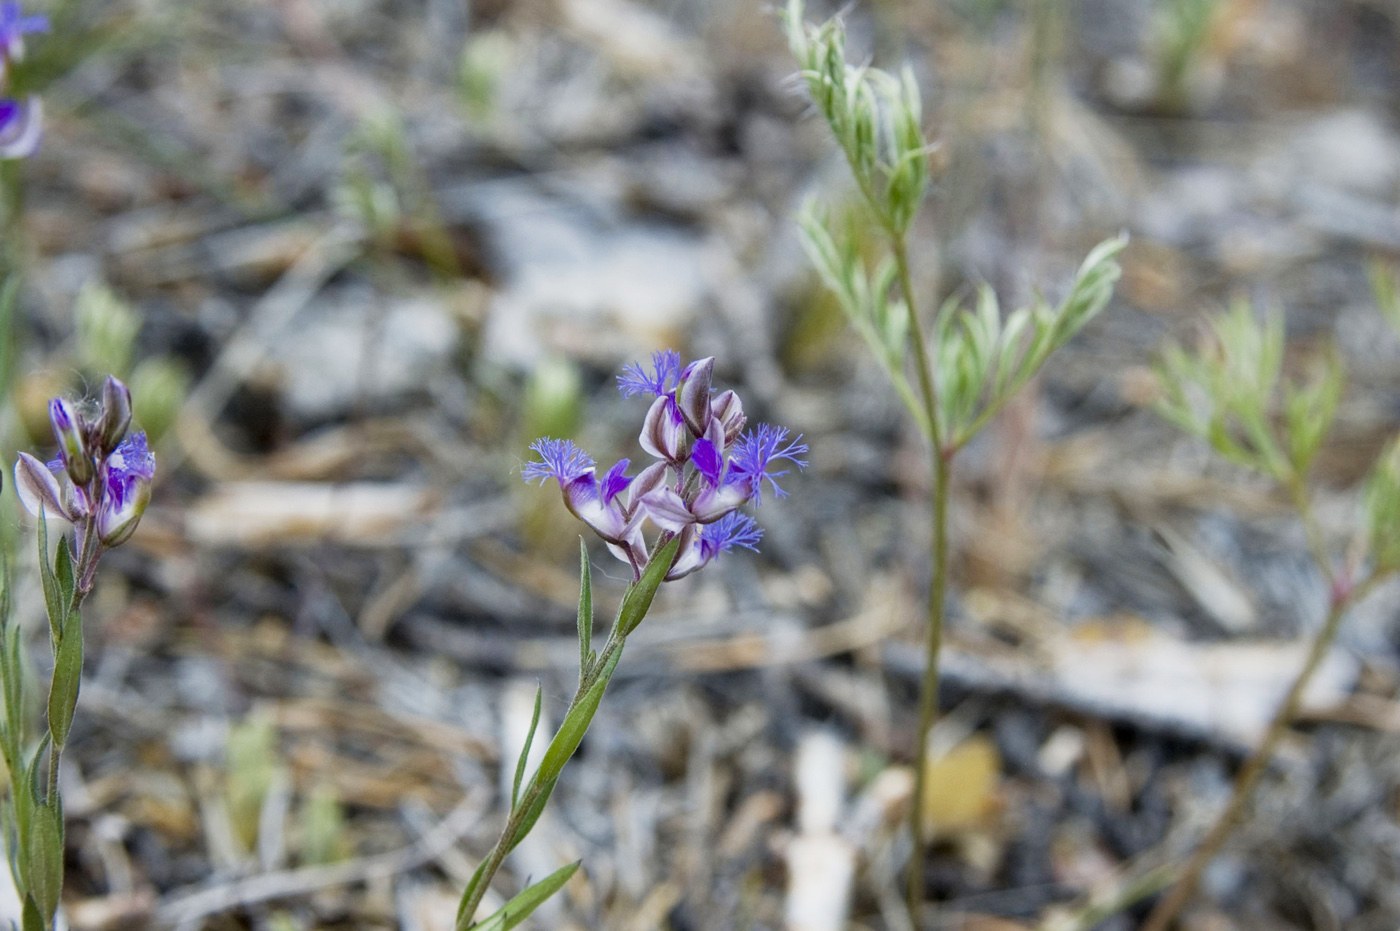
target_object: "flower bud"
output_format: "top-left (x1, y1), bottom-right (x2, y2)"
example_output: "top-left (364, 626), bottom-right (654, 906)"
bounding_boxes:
top-left (639, 396), bottom-right (691, 463)
top-left (710, 390), bottom-right (746, 449)
top-left (49, 398), bottom-right (92, 485)
top-left (676, 356), bottom-right (714, 437)
top-left (96, 375), bottom-right (133, 456)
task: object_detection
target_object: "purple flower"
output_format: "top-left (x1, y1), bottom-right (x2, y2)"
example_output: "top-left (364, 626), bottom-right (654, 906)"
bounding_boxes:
top-left (524, 352), bottom-right (804, 584)
top-left (729, 424), bottom-right (808, 503)
top-left (522, 439), bottom-right (644, 554)
top-left (96, 432), bottom-right (155, 546)
top-left (0, 96), bottom-right (41, 159)
top-left (667, 513), bottom-right (763, 580)
top-left (675, 356), bottom-right (714, 437)
top-left (49, 397), bottom-right (93, 485)
top-left (639, 395), bottom-right (691, 463)
top-left (0, 2), bottom-right (47, 62)
top-left (522, 438), bottom-right (595, 486)
top-left (617, 350), bottom-right (681, 399)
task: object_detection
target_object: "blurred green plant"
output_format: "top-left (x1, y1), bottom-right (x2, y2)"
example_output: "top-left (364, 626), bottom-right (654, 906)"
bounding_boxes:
top-left (225, 717), bottom-right (279, 855)
top-left (333, 107), bottom-right (460, 276)
top-left (298, 783), bottom-right (350, 867)
top-left (74, 282), bottom-right (140, 378)
top-left (1142, 288), bottom-right (1400, 929)
top-left (128, 356), bottom-right (188, 445)
top-left (459, 29), bottom-right (514, 121)
top-left (784, 1), bottom-right (1123, 920)
top-left (1153, 0), bottom-right (1223, 111)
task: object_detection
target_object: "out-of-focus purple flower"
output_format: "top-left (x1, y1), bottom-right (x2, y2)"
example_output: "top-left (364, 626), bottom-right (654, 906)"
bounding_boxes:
top-left (49, 398), bottom-right (93, 485)
top-left (97, 375), bottom-right (133, 455)
top-left (96, 432), bottom-right (155, 546)
top-left (524, 351), bottom-right (804, 582)
top-left (0, 96), bottom-right (41, 159)
top-left (14, 450), bottom-right (68, 521)
top-left (15, 378), bottom-right (155, 555)
top-left (729, 424), bottom-right (808, 503)
top-left (0, 2), bottom-right (47, 63)
top-left (617, 350), bottom-right (681, 399)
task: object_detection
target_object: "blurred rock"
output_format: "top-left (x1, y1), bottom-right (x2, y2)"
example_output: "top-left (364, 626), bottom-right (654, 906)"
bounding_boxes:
top-left (270, 286), bottom-right (461, 419)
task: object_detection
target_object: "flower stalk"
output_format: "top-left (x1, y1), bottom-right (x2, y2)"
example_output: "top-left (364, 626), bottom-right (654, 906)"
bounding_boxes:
top-left (2, 375), bottom-right (155, 931)
top-left (457, 352), bottom-right (805, 928)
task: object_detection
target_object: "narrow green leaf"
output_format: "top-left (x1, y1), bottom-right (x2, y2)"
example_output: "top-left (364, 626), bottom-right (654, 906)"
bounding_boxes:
top-left (21, 896), bottom-right (44, 931)
top-left (576, 539), bottom-right (592, 682)
top-left (0, 276), bottom-right (18, 401)
top-left (0, 554), bottom-right (11, 630)
top-left (35, 512), bottom-right (59, 645)
top-left (510, 685), bottom-right (542, 812)
top-left (25, 733), bottom-right (49, 808)
top-left (24, 801), bottom-right (62, 925)
top-left (53, 540), bottom-right (75, 634)
top-left (47, 610), bottom-right (82, 748)
top-left (469, 861), bottom-right (581, 931)
top-left (614, 536), bottom-right (680, 639)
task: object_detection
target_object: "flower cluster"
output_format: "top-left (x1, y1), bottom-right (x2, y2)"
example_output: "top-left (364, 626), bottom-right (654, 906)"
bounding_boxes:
top-left (14, 376), bottom-right (156, 571)
top-left (524, 351), bottom-right (806, 581)
top-left (0, 2), bottom-right (46, 159)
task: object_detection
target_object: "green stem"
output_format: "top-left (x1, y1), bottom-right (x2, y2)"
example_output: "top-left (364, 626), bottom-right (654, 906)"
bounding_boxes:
top-left (908, 448), bottom-right (948, 922)
top-left (1141, 579), bottom-right (1366, 931)
top-left (891, 235), bottom-right (949, 926)
top-left (456, 629), bottom-right (628, 927)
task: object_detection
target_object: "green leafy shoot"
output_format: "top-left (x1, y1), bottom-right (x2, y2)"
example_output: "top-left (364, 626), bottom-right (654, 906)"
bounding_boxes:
top-left (1368, 258), bottom-right (1400, 340)
top-left (934, 235), bottom-right (1126, 449)
top-left (784, 0), bottom-right (930, 235)
top-left (1156, 298), bottom-right (1340, 483)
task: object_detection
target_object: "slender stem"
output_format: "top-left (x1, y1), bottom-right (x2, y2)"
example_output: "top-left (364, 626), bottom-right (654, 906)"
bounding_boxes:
top-left (891, 234), bottom-right (950, 926)
top-left (456, 629), bottom-right (629, 927)
top-left (1141, 584), bottom-right (1361, 931)
top-left (908, 448), bottom-right (948, 922)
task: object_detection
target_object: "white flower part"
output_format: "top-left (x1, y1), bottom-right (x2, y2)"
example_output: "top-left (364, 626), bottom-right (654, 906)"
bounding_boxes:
top-left (13, 452), bottom-right (69, 521)
top-left (0, 97), bottom-right (42, 160)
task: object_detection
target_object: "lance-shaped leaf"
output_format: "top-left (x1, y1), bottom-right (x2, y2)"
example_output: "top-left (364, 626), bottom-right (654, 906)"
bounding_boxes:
top-left (468, 861), bottom-right (580, 931)
top-left (1283, 346), bottom-right (1344, 477)
top-left (576, 539), bottom-right (593, 682)
top-left (509, 685), bottom-right (542, 813)
top-left (24, 799), bottom-right (62, 925)
top-left (1365, 437), bottom-right (1400, 573)
top-left (615, 535), bottom-right (679, 639)
top-left (47, 609), bottom-right (82, 749)
top-left (35, 515), bottom-right (59, 647)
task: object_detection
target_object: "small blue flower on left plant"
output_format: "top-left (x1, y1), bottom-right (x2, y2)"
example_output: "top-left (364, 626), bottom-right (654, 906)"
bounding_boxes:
top-left (1, 376), bottom-right (153, 930)
top-left (0, 1), bottom-right (48, 159)
top-left (14, 376), bottom-right (156, 582)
